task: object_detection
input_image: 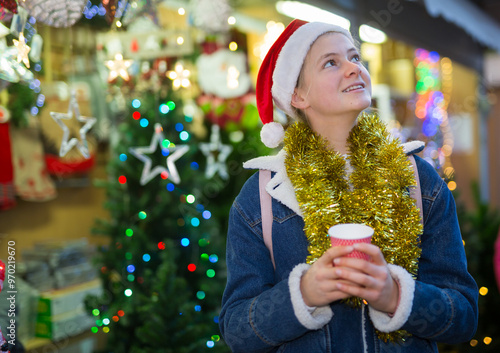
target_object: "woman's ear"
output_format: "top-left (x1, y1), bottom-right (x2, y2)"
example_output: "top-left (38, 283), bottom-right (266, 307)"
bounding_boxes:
top-left (291, 88), bottom-right (309, 110)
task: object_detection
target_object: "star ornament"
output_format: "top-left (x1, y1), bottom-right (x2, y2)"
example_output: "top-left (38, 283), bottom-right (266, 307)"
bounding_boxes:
top-left (105, 53), bottom-right (132, 81)
top-left (50, 91), bottom-right (96, 159)
top-left (12, 32), bottom-right (30, 68)
top-left (200, 125), bottom-right (233, 180)
top-left (129, 123), bottom-right (189, 185)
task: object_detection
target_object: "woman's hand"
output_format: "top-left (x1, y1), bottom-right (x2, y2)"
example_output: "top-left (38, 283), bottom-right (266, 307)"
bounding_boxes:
top-left (333, 243), bottom-right (399, 314)
top-left (300, 246), bottom-right (360, 307)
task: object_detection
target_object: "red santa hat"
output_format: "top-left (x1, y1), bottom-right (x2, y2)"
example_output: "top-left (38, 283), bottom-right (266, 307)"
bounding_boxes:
top-left (256, 19), bottom-right (353, 148)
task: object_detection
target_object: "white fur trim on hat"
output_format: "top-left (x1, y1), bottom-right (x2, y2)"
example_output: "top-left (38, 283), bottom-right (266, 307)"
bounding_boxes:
top-left (272, 22), bottom-right (353, 120)
top-left (261, 122), bottom-right (285, 148)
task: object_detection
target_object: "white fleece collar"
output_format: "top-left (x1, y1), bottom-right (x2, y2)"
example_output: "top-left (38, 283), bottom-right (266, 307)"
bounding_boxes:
top-left (243, 141), bottom-right (425, 218)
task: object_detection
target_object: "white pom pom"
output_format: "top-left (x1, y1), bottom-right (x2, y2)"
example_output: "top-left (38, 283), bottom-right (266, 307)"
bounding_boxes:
top-left (261, 122), bottom-right (285, 148)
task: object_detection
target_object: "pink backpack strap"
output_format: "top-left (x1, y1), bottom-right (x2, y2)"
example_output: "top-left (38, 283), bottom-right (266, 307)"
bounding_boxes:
top-left (408, 155), bottom-right (423, 225)
top-left (259, 170), bottom-right (275, 269)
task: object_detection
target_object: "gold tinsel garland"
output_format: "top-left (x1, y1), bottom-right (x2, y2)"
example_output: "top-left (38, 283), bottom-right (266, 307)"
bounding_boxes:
top-left (284, 112), bottom-right (423, 343)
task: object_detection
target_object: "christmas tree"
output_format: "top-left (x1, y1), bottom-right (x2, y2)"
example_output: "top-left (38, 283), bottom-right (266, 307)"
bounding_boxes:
top-left (84, 41), bottom-right (269, 351)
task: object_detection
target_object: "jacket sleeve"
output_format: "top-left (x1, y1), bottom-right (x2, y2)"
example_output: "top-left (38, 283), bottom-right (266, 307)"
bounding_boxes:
top-left (219, 176), bottom-right (330, 352)
top-left (398, 157), bottom-right (478, 343)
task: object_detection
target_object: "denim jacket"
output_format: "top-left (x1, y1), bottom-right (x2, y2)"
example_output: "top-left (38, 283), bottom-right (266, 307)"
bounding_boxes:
top-left (220, 142), bottom-right (478, 353)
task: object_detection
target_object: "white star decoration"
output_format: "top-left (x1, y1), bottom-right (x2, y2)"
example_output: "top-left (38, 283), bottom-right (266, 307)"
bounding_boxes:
top-left (50, 91), bottom-right (96, 159)
top-left (199, 124), bottom-right (233, 180)
top-left (105, 53), bottom-right (132, 81)
top-left (12, 32), bottom-right (31, 68)
top-left (129, 123), bottom-right (189, 185)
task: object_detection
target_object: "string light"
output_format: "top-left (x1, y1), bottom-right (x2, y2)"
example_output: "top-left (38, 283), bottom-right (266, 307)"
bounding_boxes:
top-left (229, 41), bottom-right (238, 51)
top-left (414, 49), bottom-right (454, 174)
top-left (479, 287), bottom-right (488, 296)
top-left (167, 62), bottom-right (191, 90)
top-left (132, 99), bottom-right (141, 108)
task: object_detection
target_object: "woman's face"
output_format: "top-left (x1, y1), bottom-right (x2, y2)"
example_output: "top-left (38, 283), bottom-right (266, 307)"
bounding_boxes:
top-left (293, 32), bottom-right (372, 122)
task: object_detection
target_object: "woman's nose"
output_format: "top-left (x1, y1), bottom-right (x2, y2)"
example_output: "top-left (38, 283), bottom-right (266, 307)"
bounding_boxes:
top-left (344, 61), bottom-right (361, 77)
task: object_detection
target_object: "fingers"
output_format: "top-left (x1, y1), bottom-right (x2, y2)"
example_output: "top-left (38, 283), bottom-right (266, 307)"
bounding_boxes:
top-left (318, 245), bottom-right (354, 266)
top-left (352, 243), bottom-right (386, 264)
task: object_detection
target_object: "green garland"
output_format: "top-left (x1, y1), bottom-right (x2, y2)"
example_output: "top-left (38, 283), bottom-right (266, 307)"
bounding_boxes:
top-left (284, 112), bottom-right (423, 342)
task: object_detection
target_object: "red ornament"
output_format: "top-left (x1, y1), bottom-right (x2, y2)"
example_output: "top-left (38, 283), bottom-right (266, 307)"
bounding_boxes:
top-left (0, 0), bottom-right (18, 14)
top-left (130, 38), bottom-right (139, 52)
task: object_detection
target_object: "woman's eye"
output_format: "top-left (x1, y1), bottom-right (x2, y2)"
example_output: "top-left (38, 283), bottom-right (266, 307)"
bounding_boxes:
top-left (324, 60), bottom-right (336, 68)
top-left (351, 54), bottom-right (361, 62)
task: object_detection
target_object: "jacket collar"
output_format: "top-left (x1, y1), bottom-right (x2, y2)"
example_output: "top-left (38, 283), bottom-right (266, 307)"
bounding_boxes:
top-left (243, 141), bottom-right (425, 218)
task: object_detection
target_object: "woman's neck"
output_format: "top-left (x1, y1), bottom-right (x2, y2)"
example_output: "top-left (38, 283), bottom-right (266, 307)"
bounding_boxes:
top-left (307, 113), bottom-right (359, 155)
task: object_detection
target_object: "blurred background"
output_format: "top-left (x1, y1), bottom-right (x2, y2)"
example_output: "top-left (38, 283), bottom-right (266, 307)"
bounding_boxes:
top-left (0, 0), bottom-right (499, 352)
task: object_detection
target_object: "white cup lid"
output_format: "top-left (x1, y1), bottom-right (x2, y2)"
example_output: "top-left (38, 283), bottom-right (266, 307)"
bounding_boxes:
top-left (328, 223), bottom-right (374, 240)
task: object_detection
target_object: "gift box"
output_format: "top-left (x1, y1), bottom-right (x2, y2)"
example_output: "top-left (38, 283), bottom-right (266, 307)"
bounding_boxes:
top-left (37, 279), bottom-right (101, 317)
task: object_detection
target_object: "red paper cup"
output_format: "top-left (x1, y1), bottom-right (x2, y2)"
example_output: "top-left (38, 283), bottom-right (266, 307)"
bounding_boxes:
top-left (328, 224), bottom-right (373, 261)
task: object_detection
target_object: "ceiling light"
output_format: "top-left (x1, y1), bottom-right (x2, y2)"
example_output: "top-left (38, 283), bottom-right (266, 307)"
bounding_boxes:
top-left (275, 1), bottom-right (350, 30)
top-left (359, 24), bottom-right (387, 44)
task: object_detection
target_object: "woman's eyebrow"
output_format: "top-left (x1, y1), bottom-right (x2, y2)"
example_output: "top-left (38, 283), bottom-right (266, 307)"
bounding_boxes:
top-left (316, 47), bottom-right (358, 64)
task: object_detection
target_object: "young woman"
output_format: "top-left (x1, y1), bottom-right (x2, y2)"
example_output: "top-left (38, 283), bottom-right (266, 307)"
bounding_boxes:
top-left (219, 19), bottom-right (478, 352)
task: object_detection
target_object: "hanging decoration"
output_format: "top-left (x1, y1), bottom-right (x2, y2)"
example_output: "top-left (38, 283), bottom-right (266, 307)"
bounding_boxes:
top-left (167, 62), bottom-right (191, 90)
top-left (0, 47), bottom-right (34, 83)
top-left (28, 33), bottom-right (43, 62)
top-left (0, 23), bottom-right (9, 38)
top-left (189, 0), bottom-right (232, 34)
top-left (128, 123), bottom-right (189, 185)
top-left (49, 91), bottom-right (96, 159)
top-left (19, 0), bottom-right (87, 28)
top-left (196, 49), bottom-right (251, 99)
top-left (0, 113), bottom-right (15, 210)
top-left (199, 124), bottom-right (232, 180)
top-left (13, 32), bottom-right (31, 68)
top-left (105, 53), bottom-right (133, 81)
top-left (0, 0), bottom-right (17, 13)
top-left (120, 0), bottom-right (162, 26)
